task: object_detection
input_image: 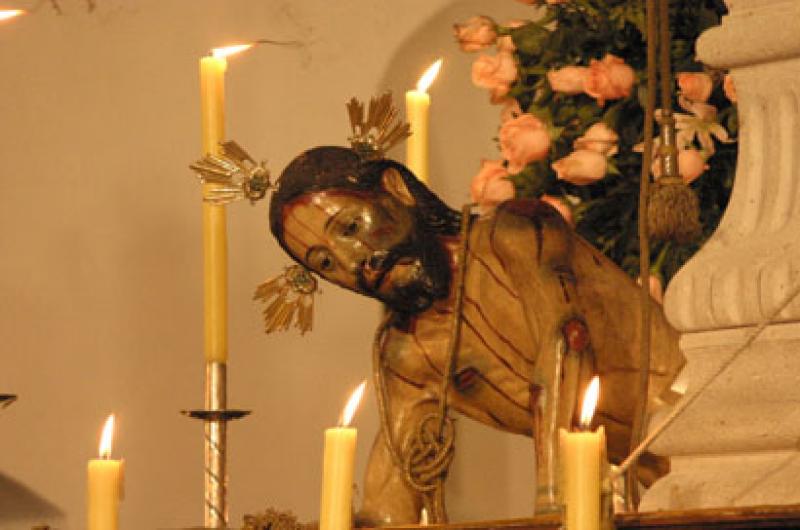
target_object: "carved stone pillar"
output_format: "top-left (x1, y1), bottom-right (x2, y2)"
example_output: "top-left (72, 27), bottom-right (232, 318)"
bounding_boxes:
top-left (640, 0), bottom-right (800, 510)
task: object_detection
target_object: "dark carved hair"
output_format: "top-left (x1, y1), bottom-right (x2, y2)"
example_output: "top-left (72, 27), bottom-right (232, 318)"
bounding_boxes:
top-left (269, 146), bottom-right (461, 260)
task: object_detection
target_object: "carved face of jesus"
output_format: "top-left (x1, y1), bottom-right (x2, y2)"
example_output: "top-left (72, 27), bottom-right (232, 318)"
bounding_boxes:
top-left (279, 169), bottom-right (451, 313)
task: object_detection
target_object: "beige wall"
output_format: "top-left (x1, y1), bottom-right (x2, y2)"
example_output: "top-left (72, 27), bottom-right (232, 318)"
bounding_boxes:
top-left (0, 1), bottom-right (534, 528)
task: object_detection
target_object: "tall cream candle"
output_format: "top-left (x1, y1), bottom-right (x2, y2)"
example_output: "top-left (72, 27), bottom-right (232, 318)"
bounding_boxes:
top-left (87, 414), bottom-right (123, 530)
top-left (405, 59), bottom-right (442, 185)
top-left (320, 382), bottom-right (366, 530)
top-left (559, 377), bottom-right (604, 530)
top-left (199, 44), bottom-right (252, 363)
top-left (200, 53), bottom-right (229, 364)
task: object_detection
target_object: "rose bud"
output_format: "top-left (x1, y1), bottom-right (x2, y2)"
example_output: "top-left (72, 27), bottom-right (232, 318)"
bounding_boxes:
top-left (677, 72), bottom-right (714, 103)
top-left (453, 15), bottom-right (497, 52)
top-left (584, 54), bottom-right (636, 106)
top-left (552, 149), bottom-right (608, 185)
top-left (499, 113), bottom-right (552, 173)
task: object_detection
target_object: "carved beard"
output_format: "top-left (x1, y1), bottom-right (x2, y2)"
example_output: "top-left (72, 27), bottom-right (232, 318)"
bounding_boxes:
top-left (356, 222), bottom-right (451, 314)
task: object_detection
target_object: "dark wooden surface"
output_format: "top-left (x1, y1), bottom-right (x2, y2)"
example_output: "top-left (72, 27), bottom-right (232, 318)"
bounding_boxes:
top-left (370, 504), bottom-right (800, 530)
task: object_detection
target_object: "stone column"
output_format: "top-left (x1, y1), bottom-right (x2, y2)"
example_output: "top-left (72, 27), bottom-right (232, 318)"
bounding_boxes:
top-left (640, 0), bottom-right (800, 510)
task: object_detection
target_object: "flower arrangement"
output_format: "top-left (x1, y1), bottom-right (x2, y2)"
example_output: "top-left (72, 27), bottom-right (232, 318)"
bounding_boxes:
top-left (455, 0), bottom-right (737, 292)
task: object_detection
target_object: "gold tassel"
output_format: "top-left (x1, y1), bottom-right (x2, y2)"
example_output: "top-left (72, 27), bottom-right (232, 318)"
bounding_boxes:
top-left (646, 112), bottom-right (701, 244)
top-left (647, 177), bottom-right (701, 244)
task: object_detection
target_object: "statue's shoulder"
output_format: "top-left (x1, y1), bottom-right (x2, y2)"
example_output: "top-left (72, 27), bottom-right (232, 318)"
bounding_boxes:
top-left (479, 198), bottom-right (571, 244)
top-left (478, 199), bottom-right (573, 268)
top-left (493, 198), bottom-right (569, 229)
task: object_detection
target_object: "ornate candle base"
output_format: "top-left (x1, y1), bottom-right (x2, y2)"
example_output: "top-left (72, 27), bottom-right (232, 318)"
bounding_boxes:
top-left (183, 362), bottom-right (251, 528)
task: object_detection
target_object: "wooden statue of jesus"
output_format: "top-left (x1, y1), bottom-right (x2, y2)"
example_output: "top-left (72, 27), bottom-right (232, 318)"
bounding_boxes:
top-left (268, 145), bottom-right (683, 525)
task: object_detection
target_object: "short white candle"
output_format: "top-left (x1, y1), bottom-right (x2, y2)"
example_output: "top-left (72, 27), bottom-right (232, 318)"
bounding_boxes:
top-left (87, 414), bottom-right (124, 530)
top-left (320, 382), bottom-right (366, 530)
top-left (559, 377), bottom-right (604, 530)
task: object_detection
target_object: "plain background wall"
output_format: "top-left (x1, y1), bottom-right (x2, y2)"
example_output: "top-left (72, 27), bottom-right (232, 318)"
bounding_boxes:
top-left (0, 1), bottom-right (536, 528)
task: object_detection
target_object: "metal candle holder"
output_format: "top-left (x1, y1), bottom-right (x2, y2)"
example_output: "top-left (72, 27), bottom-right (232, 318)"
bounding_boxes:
top-left (183, 362), bottom-right (250, 528)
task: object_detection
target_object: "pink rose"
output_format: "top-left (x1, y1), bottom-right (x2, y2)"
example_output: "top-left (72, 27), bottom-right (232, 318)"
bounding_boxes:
top-left (499, 114), bottom-right (552, 173)
top-left (723, 74), bottom-right (737, 103)
top-left (471, 160), bottom-right (515, 214)
top-left (541, 194), bottom-right (574, 226)
top-left (453, 16), bottom-right (497, 52)
top-left (547, 66), bottom-right (589, 95)
top-left (584, 54), bottom-right (636, 106)
top-left (472, 51), bottom-right (518, 104)
top-left (500, 99), bottom-right (522, 123)
top-left (677, 72), bottom-right (713, 103)
top-left (573, 122), bottom-right (619, 156)
top-left (651, 148), bottom-right (709, 184)
top-left (552, 150), bottom-right (607, 185)
top-left (637, 275), bottom-right (664, 304)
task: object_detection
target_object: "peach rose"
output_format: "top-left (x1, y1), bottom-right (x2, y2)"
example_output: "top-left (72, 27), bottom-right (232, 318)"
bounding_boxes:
top-left (637, 275), bottom-right (664, 304)
top-left (472, 51), bottom-right (518, 104)
top-left (552, 149), bottom-right (607, 185)
top-left (499, 114), bottom-right (552, 173)
top-left (573, 122), bottom-right (619, 156)
top-left (652, 148), bottom-right (709, 184)
top-left (453, 16), bottom-right (497, 52)
top-left (723, 74), bottom-right (737, 103)
top-left (584, 54), bottom-right (636, 106)
top-left (677, 72), bottom-right (713, 103)
top-left (471, 159), bottom-right (515, 213)
top-left (500, 99), bottom-right (523, 123)
top-left (547, 66), bottom-right (589, 95)
top-left (541, 194), bottom-right (574, 226)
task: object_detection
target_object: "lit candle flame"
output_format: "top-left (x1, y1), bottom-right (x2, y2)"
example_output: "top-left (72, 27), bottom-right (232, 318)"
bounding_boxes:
top-left (211, 43), bottom-right (254, 59)
top-left (579, 376), bottom-right (600, 429)
top-left (339, 381), bottom-right (367, 427)
top-left (415, 58), bottom-right (443, 94)
top-left (98, 414), bottom-right (115, 459)
top-left (0, 9), bottom-right (24, 21)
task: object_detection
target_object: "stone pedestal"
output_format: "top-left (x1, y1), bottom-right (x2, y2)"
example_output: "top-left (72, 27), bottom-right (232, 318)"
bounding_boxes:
top-left (640, 0), bottom-right (800, 511)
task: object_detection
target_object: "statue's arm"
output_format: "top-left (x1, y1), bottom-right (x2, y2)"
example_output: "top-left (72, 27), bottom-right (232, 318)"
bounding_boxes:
top-left (489, 200), bottom-right (591, 508)
top-left (357, 429), bottom-right (420, 527)
top-left (357, 338), bottom-right (443, 526)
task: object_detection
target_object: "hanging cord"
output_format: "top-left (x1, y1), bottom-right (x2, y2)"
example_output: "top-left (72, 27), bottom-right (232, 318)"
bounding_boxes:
top-left (372, 205), bottom-right (473, 515)
top-left (436, 204), bottom-right (473, 434)
top-left (646, 0), bottom-right (701, 244)
top-left (626, 0), bottom-right (659, 512)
